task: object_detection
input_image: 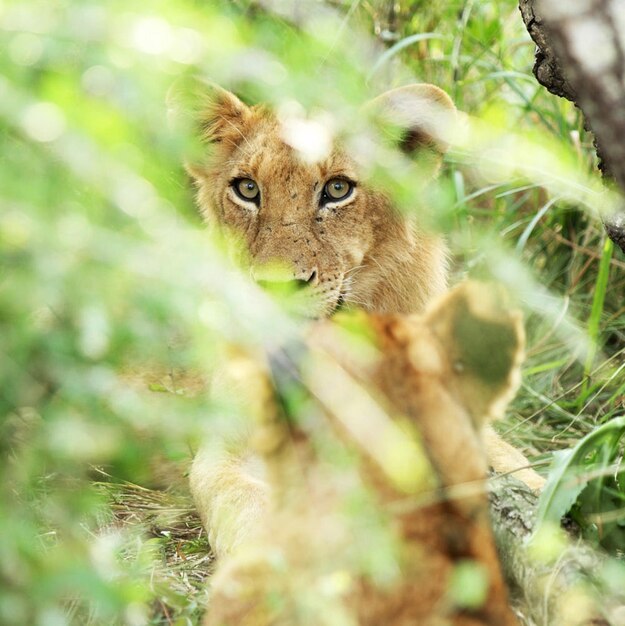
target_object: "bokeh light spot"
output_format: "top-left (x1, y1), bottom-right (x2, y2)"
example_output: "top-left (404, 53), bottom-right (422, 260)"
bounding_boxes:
top-left (131, 16), bottom-right (173, 56)
top-left (9, 32), bottom-right (43, 66)
top-left (21, 102), bottom-right (66, 143)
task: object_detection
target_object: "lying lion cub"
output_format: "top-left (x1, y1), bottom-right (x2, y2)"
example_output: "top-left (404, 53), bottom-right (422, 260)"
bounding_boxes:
top-left (187, 82), bottom-right (544, 559)
top-left (203, 282), bottom-right (521, 626)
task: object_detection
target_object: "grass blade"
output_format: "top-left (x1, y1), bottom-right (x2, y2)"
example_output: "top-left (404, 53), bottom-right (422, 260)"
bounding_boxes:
top-left (581, 236), bottom-right (614, 401)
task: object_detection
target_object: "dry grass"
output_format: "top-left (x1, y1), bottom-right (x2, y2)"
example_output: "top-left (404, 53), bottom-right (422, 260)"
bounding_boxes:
top-left (95, 474), bottom-right (214, 625)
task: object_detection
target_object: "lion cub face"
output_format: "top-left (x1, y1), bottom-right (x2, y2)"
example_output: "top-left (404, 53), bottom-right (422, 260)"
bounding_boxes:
top-left (189, 84), bottom-right (456, 317)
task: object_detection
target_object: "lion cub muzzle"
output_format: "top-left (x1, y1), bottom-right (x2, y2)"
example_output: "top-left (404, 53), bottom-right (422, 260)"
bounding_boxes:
top-left (251, 262), bottom-right (342, 318)
top-left (253, 264), bottom-right (319, 291)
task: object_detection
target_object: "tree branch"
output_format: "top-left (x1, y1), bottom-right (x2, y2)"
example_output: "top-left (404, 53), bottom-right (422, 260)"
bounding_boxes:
top-left (490, 475), bottom-right (624, 626)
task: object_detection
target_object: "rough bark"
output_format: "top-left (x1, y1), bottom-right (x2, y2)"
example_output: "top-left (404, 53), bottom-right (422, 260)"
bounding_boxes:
top-left (519, 0), bottom-right (625, 254)
top-left (490, 475), bottom-right (625, 626)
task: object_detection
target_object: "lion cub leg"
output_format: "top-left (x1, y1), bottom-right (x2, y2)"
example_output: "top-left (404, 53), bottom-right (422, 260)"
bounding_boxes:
top-left (190, 353), bottom-right (281, 557)
top-left (483, 426), bottom-right (545, 491)
top-left (190, 436), bottom-right (268, 558)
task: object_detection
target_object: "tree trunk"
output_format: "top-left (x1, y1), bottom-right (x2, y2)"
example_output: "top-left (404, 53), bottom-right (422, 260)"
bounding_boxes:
top-left (508, 5), bottom-right (625, 622)
top-left (518, 0), bottom-right (625, 254)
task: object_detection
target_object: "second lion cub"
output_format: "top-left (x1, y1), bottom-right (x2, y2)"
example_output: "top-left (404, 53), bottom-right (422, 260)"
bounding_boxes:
top-left (203, 283), bottom-right (522, 626)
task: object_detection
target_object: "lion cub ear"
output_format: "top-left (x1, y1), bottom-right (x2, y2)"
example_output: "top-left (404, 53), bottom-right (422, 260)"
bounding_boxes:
top-left (424, 281), bottom-right (525, 425)
top-left (168, 78), bottom-right (251, 143)
top-left (180, 82), bottom-right (252, 182)
top-left (368, 83), bottom-right (457, 161)
top-left (196, 83), bottom-right (252, 145)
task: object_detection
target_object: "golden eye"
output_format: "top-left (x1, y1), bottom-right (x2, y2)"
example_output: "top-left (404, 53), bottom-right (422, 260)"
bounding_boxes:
top-left (234, 178), bottom-right (259, 202)
top-left (324, 178), bottom-right (353, 201)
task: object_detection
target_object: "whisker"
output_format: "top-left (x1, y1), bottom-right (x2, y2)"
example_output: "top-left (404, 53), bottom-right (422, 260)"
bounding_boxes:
top-left (367, 256), bottom-right (384, 272)
top-left (344, 264), bottom-right (365, 277)
top-left (344, 295), bottom-right (370, 308)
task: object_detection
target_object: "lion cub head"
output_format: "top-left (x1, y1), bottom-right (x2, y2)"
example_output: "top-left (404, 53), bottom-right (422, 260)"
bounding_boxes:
top-left (188, 83), bottom-right (456, 317)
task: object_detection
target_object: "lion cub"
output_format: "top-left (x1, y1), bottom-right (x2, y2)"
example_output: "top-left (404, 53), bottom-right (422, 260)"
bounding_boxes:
top-left (187, 82), bottom-right (544, 558)
top-left (202, 283), bottom-right (522, 626)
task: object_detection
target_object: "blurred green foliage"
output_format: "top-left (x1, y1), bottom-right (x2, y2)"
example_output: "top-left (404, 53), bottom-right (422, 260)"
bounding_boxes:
top-left (1, 0), bottom-right (624, 624)
top-left (535, 416), bottom-right (625, 552)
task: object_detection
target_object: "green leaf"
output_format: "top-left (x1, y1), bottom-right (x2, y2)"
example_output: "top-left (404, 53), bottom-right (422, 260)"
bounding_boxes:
top-left (533, 416), bottom-right (625, 540)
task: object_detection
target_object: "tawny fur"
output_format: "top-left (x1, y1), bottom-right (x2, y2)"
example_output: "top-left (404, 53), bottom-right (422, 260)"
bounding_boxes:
top-left (187, 83), bottom-right (544, 563)
top-left (202, 283), bottom-right (522, 626)
top-left (187, 83), bottom-right (450, 317)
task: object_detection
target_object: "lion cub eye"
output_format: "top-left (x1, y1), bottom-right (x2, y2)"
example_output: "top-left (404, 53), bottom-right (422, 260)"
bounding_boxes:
top-left (233, 178), bottom-right (260, 203)
top-left (323, 178), bottom-right (354, 202)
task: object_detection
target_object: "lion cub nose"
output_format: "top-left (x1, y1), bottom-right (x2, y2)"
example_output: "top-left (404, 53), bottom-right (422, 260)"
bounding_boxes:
top-left (296, 268), bottom-right (318, 287)
top-left (252, 265), bottom-right (319, 292)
